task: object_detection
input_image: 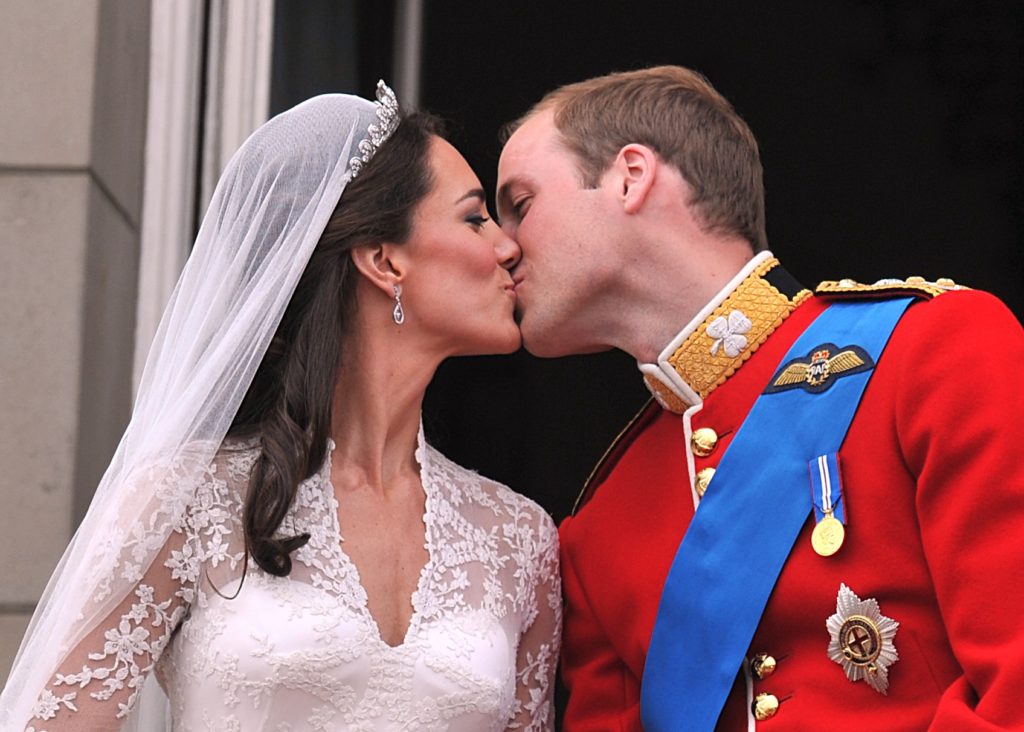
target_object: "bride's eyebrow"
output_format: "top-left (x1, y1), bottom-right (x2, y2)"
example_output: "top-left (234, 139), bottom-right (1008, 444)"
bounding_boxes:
top-left (455, 188), bottom-right (486, 205)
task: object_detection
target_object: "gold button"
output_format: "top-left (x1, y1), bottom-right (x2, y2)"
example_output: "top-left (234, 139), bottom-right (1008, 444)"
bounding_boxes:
top-left (750, 652), bottom-right (777, 679)
top-left (695, 467), bottom-right (716, 498)
top-left (906, 275), bottom-right (926, 284)
top-left (936, 277), bottom-right (956, 287)
top-left (691, 427), bottom-right (719, 457)
top-left (752, 692), bottom-right (779, 721)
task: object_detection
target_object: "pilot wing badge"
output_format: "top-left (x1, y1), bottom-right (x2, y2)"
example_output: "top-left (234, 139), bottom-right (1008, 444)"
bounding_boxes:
top-left (764, 343), bottom-right (874, 394)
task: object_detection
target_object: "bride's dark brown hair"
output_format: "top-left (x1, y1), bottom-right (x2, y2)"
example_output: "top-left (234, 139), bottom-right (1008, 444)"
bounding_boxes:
top-left (228, 112), bottom-right (443, 576)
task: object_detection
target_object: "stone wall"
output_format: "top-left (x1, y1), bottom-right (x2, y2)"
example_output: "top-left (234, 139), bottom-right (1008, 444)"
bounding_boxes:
top-left (0, 0), bottom-right (150, 685)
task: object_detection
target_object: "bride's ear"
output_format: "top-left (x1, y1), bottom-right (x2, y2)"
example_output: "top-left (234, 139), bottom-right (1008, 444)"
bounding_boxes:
top-left (350, 243), bottom-right (405, 295)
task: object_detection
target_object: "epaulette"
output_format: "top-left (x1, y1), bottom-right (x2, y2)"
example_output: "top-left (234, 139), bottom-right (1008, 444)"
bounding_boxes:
top-left (572, 399), bottom-right (660, 516)
top-left (815, 276), bottom-right (968, 300)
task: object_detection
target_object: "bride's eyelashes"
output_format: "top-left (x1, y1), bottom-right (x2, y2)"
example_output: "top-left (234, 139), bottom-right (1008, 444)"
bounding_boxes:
top-left (465, 213), bottom-right (491, 230)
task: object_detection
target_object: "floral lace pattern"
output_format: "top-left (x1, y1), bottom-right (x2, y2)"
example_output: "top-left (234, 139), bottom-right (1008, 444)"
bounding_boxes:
top-left (29, 429), bottom-right (560, 731)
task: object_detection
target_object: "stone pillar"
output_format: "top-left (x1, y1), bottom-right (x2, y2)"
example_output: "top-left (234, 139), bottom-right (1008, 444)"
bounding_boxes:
top-left (0, 0), bottom-right (150, 684)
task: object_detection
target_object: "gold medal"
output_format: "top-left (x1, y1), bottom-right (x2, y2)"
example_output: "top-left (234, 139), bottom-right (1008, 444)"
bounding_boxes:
top-left (812, 513), bottom-right (845, 556)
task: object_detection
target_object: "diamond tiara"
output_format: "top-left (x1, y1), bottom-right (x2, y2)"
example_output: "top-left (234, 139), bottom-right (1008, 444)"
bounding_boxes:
top-left (349, 80), bottom-right (401, 178)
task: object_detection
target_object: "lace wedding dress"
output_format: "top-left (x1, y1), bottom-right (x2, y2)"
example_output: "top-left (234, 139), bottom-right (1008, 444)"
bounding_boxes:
top-left (28, 427), bottom-right (561, 731)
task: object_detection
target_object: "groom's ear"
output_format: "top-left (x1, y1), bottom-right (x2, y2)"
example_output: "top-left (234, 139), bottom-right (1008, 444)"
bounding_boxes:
top-left (351, 243), bottom-right (405, 295)
top-left (614, 144), bottom-right (658, 215)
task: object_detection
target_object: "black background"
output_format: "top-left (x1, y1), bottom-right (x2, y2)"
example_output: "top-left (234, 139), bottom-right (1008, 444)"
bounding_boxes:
top-left (273, 0), bottom-right (1024, 522)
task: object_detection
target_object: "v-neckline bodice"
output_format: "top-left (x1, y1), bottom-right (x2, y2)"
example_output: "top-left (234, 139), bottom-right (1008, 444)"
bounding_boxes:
top-left (321, 423), bottom-right (436, 650)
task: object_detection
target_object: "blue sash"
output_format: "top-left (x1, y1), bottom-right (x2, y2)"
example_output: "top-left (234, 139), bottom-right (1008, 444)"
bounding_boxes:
top-left (640, 298), bottom-right (913, 731)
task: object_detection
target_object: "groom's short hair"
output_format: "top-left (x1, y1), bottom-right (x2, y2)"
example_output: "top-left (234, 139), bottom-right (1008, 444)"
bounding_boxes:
top-left (504, 66), bottom-right (767, 252)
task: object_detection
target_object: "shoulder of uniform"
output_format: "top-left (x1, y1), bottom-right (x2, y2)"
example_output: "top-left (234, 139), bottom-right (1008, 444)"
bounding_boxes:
top-left (572, 399), bottom-right (660, 516)
top-left (815, 276), bottom-right (969, 301)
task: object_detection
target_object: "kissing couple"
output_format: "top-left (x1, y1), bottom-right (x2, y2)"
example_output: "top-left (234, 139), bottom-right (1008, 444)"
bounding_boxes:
top-left (4, 65), bottom-right (1021, 732)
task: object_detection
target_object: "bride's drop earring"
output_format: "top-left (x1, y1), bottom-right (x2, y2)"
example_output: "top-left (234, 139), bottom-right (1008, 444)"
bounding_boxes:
top-left (392, 284), bottom-right (405, 325)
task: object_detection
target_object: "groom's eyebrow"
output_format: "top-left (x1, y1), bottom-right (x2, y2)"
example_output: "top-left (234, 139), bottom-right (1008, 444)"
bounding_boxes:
top-left (456, 188), bottom-right (486, 204)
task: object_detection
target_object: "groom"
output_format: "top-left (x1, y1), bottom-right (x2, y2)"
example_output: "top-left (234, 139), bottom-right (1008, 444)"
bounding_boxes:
top-left (496, 66), bottom-right (1024, 730)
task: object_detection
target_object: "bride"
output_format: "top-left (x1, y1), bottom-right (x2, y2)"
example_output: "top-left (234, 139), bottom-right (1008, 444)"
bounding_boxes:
top-left (0, 83), bottom-right (560, 731)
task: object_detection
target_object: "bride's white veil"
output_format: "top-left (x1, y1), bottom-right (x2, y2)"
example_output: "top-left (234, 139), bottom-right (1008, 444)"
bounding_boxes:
top-left (0, 82), bottom-right (400, 731)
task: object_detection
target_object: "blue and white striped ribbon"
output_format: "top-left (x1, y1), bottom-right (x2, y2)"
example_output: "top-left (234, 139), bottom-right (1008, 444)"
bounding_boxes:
top-left (810, 452), bottom-right (846, 524)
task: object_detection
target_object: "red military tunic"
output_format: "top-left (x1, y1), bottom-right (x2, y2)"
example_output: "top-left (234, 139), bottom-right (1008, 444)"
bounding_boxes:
top-left (560, 253), bottom-right (1024, 730)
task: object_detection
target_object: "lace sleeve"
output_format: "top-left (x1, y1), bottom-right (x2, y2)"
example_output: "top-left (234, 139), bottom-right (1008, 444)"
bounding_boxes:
top-left (27, 540), bottom-right (192, 730)
top-left (508, 510), bottom-right (562, 732)
top-left (23, 454), bottom-right (243, 731)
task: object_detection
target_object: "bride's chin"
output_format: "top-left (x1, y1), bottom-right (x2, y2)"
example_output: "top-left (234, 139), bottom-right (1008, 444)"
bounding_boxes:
top-left (461, 324), bottom-right (522, 356)
top-left (497, 316), bottom-right (523, 353)
top-left (499, 329), bottom-right (523, 354)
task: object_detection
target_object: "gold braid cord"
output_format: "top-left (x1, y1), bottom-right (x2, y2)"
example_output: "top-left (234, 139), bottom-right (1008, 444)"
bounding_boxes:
top-left (816, 275), bottom-right (966, 300)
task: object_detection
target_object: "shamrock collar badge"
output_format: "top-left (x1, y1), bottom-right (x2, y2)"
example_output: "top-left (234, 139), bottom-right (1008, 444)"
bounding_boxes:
top-left (707, 309), bottom-right (752, 357)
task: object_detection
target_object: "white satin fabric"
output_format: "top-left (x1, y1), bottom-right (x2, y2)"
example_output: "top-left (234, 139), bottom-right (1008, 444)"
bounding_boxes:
top-left (28, 427), bottom-right (560, 731)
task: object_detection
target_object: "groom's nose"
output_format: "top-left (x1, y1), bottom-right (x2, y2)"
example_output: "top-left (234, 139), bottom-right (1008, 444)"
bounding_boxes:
top-left (495, 230), bottom-right (522, 271)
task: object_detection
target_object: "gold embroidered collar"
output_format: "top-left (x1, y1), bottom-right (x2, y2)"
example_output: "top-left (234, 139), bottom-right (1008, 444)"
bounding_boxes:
top-left (638, 252), bottom-right (811, 414)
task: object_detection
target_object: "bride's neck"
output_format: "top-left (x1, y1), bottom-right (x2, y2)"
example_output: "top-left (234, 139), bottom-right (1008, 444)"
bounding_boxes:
top-left (329, 317), bottom-right (439, 493)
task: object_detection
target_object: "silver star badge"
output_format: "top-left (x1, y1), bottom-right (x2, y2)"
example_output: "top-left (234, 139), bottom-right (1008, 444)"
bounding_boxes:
top-left (826, 583), bottom-right (900, 694)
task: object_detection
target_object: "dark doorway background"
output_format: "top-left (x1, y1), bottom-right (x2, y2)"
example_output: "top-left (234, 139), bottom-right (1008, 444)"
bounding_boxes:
top-left (273, 0), bottom-right (1024, 524)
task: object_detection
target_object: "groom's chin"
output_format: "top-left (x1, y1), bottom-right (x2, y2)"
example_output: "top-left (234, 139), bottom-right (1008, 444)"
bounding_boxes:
top-left (517, 321), bottom-right (558, 358)
top-left (518, 333), bottom-right (558, 359)
top-left (520, 327), bottom-right (601, 359)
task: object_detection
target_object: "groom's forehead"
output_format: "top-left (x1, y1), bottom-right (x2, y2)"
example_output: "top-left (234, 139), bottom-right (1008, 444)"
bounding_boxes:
top-left (500, 116), bottom-right (571, 189)
top-left (502, 110), bottom-right (559, 160)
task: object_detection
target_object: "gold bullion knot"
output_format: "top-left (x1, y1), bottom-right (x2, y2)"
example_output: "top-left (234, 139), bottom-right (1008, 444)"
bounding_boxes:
top-left (694, 467), bottom-right (716, 498)
top-left (750, 652), bottom-right (777, 680)
top-left (691, 427), bottom-right (719, 457)
top-left (826, 583), bottom-right (899, 695)
top-left (752, 693), bottom-right (780, 721)
top-left (764, 343), bottom-right (874, 395)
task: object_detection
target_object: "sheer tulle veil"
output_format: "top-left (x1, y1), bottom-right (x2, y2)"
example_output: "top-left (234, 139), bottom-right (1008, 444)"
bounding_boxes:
top-left (0, 82), bottom-right (400, 731)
